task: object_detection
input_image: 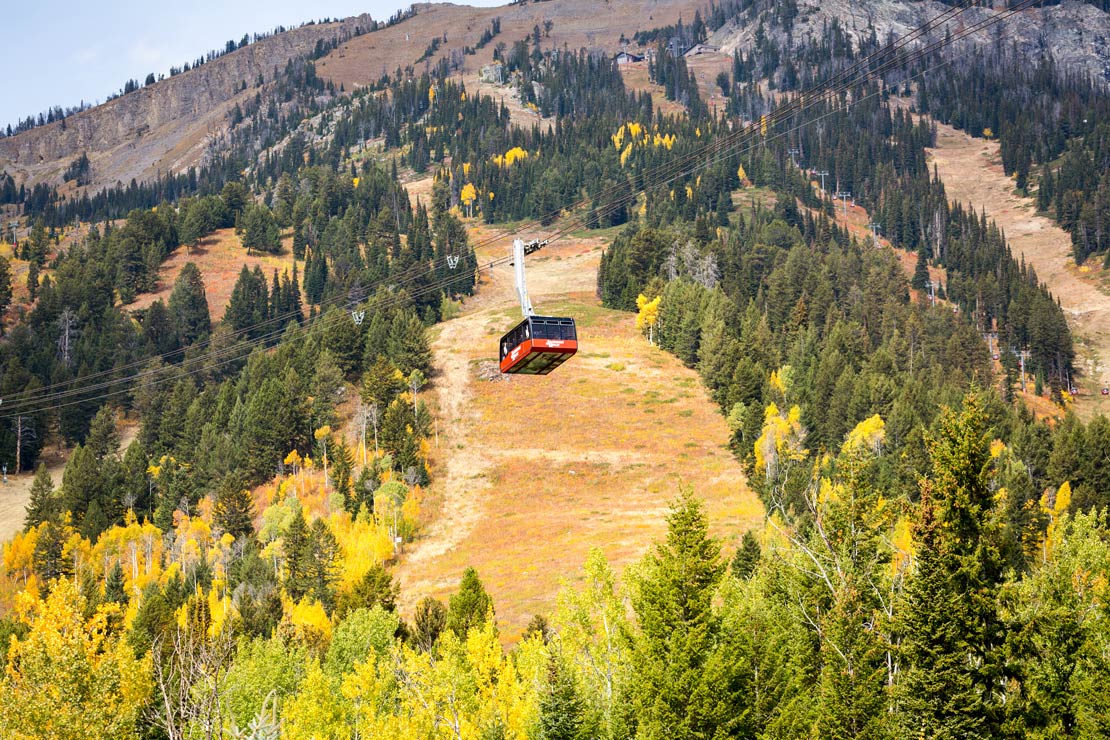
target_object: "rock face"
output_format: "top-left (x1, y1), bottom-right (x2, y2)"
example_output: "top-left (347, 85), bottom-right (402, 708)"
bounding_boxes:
top-left (713, 0), bottom-right (1110, 84)
top-left (0, 14), bottom-right (372, 190)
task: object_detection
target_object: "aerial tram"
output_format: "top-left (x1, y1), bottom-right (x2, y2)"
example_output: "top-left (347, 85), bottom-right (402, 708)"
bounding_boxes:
top-left (498, 238), bottom-right (578, 375)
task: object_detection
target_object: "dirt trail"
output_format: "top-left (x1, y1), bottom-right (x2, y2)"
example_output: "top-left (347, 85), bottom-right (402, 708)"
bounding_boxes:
top-left (928, 122), bottom-right (1110, 417)
top-left (396, 228), bottom-right (761, 636)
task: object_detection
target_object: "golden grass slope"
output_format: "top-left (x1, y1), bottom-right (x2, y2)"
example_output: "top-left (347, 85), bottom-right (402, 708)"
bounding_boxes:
top-left (396, 230), bottom-right (762, 639)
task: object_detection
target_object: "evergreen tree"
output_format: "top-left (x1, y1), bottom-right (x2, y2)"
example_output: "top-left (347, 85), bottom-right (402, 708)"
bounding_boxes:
top-left (336, 562), bottom-right (399, 619)
top-left (283, 503), bottom-right (311, 602)
top-left (447, 566), bottom-right (493, 636)
top-left (240, 203), bottom-right (282, 254)
top-left (0, 255), bottom-right (12, 329)
top-left (168, 262), bottom-right (211, 346)
top-left (213, 475), bottom-right (255, 540)
top-left (104, 561), bottom-right (128, 605)
top-left (23, 464), bottom-right (56, 530)
top-left (630, 489), bottom-right (730, 740)
top-left (412, 596), bottom-right (447, 651)
top-left (305, 518), bottom-right (340, 611)
top-left (912, 248), bottom-right (930, 292)
top-left (85, 406), bottom-right (120, 461)
top-left (730, 530), bottom-right (761, 579)
top-left (898, 397), bottom-right (1004, 738)
top-left (539, 655), bottom-right (588, 740)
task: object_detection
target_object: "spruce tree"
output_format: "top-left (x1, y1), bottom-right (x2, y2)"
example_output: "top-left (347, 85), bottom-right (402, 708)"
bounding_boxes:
top-left (912, 248), bottom-right (930, 291)
top-left (730, 530), bottom-right (761, 579)
top-left (630, 489), bottom-right (730, 740)
top-left (539, 655), bottom-right (588, 740)
top-left (898, 397), bottom-right (1004, 738)
top-left (213, 475), bottom-right (255, 540)
top-left (0, 255), bottom-right (12, 328)
top-left (283, 503), bottom-right (311, 602)
top-left (447, 567), bottom-right (493, 636)
top-left (23, 464), bottom-right (56, 530)
top-left (104, 561), bottom-right (128, 605)
top-left (412, 596), bottom-right (447, 651)
top-left (168, 262), bottom-right (211, 346)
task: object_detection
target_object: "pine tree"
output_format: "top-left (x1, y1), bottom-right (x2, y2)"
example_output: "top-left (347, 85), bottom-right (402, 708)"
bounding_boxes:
top-left (283, 504), bottom-right (311, 602)
top-left (539, 655), bottom-right (588, 740)
top-left (412, 596), bottom-right (447, 650)
top-left (23, 464), bottom-right (56, 530)
top-left (912, 248), bottom-right (930, 291)
top-left (85, 406), bottom-right (120, 461)
top-left (168, 263), bottom-right (211, 346)
top-left (104, 561), bottom-right (128, 605)
top-left (447, 567), bottom-right (493, 636)
top-left (213, 475), bottom-right (255, 540)
top-left (336, 562), bottom-right (399, 619)
top-left (898, 397), bottom-right (1004, 738)
top-left (305, 518), bottom-right (340, 611)
top-left (0, 255), bottom-right (12, 329)
top-left (730, 530), bottom-right (761, 579)
top-left (630, 489), bottom-right (731, 740)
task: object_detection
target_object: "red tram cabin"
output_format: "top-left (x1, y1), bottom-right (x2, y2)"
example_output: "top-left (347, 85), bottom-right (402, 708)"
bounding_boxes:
top-left (499, 316), bottom-right (578, 375)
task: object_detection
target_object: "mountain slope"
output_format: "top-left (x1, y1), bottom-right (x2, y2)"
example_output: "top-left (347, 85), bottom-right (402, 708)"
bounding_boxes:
top-left (0, 15), bottom-right (372, 191)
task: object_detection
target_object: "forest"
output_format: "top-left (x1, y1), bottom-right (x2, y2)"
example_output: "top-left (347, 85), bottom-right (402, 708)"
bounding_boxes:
top-left (2, 0), bottom-right (1110, 737)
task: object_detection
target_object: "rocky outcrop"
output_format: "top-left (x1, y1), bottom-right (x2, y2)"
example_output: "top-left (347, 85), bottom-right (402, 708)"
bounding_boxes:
top-left (0, 14), bottom-right (373, 188)
top-left (713, 0), bottom-right (1110, 84)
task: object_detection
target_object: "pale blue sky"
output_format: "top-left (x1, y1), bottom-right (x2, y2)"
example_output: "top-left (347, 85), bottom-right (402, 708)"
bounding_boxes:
top-left (2, 0), bottom-right (500, 131)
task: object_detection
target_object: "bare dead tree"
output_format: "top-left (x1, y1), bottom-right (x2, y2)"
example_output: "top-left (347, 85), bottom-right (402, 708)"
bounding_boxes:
top-left (149, 605), bottom-right (236, 740)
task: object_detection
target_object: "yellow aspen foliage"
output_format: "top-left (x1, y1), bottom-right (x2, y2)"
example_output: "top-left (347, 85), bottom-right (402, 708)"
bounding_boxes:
top-left (489, 190), bottom-right (496, 201)
top-left (341, 657), bottom-right (396, 737)
top-left (842, 415), bottom-right (885, 455)
top-left (462, 161), bottom-right (472, 177)
top-left (91, 515), bottom-right (165, 597)
top-left (768, 365), bottom-right (792, 399)
top-left (754, 402), bottom-right (808, 478)
top-left (737, 163), bottom-right (748, 185)
top-left (428, 85), bottom-right (437, 105)
top-left (289, 595), bottom-right (333, 642)
top-left (1040, 481), bottom-right (1072, 561)
top-left (329, 511), bottom-right (392, 588)
top-left (635, 293), bottom-right (661, 345)
top-left (685, 184), bottom-right (694, 200)
top-left (352, 177), bottom-right (360, 188)
top-left (890, 515), bottom-right (915, 577)
top-left (460, 182), bottom-right (478, 216)
top-left (460, 91), bottom-right (467, 101)
top-left (983, 127), bottom-right (994, 139)
top-left (493, 146), bottom-right (529, 167)
top-left (760, 114), bottom-right (769, 137)
top-left (3, 527), bottom-right (38, 584)
top-left (0, 579), bottom-right (152, 740)
top-left (695, 126), bottom-right (702, 137)
top-left (620, 142), bottom-right (633, 167)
